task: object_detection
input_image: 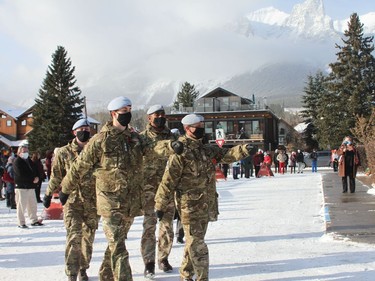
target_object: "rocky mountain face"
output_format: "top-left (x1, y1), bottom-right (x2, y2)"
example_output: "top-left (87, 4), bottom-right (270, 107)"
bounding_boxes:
top-left (87, 0), bottom-right (375, 111)
top-left (204, 0), bottom-right (374, 107)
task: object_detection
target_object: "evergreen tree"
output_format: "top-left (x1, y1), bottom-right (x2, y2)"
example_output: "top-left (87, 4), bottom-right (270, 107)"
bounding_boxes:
top-left (28, 46), bottom-right (84, 155)
top-left (300, 72), bottom-right (324, 150)
top-left (173, 82), bottom-right (199, 110)
top-left (325, 13), bottom-right (375, 144)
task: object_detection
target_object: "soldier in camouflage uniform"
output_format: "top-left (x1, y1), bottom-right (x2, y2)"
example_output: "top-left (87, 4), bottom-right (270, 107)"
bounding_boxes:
top-left (140, 105), bottom-right (177, 279)
top-left (59, 97), bottom-right (183, 281)
top-left (155, 114), bottom-right (251, 281)
top-left (43, 118), bottom-right (98, 281)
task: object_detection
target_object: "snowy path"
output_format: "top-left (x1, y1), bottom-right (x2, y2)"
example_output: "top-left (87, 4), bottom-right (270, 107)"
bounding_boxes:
top-left (1, 172), bottom-right (375, 281)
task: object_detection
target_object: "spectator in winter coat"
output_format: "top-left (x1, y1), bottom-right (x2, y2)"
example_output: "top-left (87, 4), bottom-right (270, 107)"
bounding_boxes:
top-left (253, 149), bottom-right (264, 177)
top-left (296, 150), bottom-right (305, 173)
top-left (337, 136), bottom-right (360, 193)
top-left (4, 156), bottom-right (16, 209)
top-left (44, 150), bottom-right (53, 180)
top-left (257, 151), bottom-right (274, 177)
top-left (289, 152), bottom-right (297, 173)
top-left (277, 150), bottom-right (287, 174)
top-left (13, 145), bottom-right (43, 228)
top-left (310, 149), bottom-right (318, 172)
top-left (331, 149), bottom-right (339, 172)
top-left (273, 149), bottom-right (279, 173)
top-left (241, 155), bottom-right (253, 178)
top-left (232, 161), bottom-right (241, 179)
top-left (31, 152), bottom-right (45, 203)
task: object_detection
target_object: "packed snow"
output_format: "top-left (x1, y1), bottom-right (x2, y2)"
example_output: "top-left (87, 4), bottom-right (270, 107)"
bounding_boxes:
top-left (1, 171), bottom-right (375, 281)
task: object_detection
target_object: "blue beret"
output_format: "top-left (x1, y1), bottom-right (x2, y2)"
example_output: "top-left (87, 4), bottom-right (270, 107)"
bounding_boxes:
top-left (107, 96), bottom-right (132, 111)
top-left (72, 118), bottom-right (90, 130)
top-left (147, 104), bottom-right (164, 115)
top-left (181, 114), bottom-right (204, 125)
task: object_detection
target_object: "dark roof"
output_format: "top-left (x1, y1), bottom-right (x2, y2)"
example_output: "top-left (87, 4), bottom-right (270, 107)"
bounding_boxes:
top-left (199, 87), bottom-right (254, 104)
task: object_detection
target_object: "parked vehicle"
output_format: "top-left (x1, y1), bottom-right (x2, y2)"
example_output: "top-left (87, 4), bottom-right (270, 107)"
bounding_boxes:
top-left (304, 150), bottom-right (331, 167)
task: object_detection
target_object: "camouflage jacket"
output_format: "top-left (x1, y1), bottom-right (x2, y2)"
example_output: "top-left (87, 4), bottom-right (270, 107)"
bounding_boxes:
top-left (155, 134), bottom-right (250, 223)
top-left (140, 124), bottom-right (177, 192)
top-left (60, 122), bottom-right (175, 218)
top-left (46, 139), bottom-right (96, 207)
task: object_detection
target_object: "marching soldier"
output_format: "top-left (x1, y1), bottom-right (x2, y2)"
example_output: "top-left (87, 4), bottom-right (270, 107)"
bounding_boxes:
top-left (140, 105), bottom-right (177, 279)
top-left (59, 97), bottom-right (183, 281)
top-left (155, 113), bottom-right (251, 281)
top-left (43, 118), bottom-right (98, 281)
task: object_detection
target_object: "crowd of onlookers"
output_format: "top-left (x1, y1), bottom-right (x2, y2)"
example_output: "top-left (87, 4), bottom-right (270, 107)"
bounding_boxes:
top-left (219, 148), bottom-right (319, 179)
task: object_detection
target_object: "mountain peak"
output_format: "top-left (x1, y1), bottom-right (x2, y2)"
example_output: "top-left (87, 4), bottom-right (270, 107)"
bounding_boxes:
top-left (285, 0), bottom-right (336, 38)
top-left (246, 6), bottom-right (289, 26)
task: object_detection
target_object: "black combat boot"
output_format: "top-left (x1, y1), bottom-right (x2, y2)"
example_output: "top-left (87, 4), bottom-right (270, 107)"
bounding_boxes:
top-left (144, 262), bottom-right (155, 279)
top-left (159, 259), bottom-right (173, 272)
top-left (176, 237), bottom-right (185, 244)
top-left (79, 269), bottom-right (88, 281)
top-left (67, 275), bottom-right (77, 281)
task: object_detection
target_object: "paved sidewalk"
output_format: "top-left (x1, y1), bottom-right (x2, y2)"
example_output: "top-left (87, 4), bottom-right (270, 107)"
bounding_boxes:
top-left (322, 170), bottom-right (375, 244)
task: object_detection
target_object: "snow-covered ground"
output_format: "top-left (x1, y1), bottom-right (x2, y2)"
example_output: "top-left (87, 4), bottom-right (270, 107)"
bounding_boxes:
top-left (1, 171), bottom-right (375, 281)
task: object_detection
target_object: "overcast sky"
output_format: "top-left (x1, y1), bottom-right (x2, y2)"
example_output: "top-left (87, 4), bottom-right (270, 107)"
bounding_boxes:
top-left (1, 0), bottom-right (374, 110)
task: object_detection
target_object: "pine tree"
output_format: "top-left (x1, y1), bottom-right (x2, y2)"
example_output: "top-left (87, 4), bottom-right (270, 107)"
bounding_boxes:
top-left (325, 13), bottom-right (375, 145)
top-left (28, 46), bottom-right (84, 155)
top-left (300, 72), bottom-right (324, 150)
top-left (173, 82), bottom-right (199, 110)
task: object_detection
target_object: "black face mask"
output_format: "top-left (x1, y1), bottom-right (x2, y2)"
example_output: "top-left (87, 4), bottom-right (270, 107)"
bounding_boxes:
top-left (191, 127), bottom-right (205, 139)
top-left (153, 117), bottom-right (166, 128)
top-left (117, 112), bottom-right (132, 127)
top-left (76, 131), bottom-right (90, 142)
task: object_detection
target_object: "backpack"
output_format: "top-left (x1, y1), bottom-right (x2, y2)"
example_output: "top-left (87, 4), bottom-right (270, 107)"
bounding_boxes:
top-left (2, 169), bottom-right (14, 184)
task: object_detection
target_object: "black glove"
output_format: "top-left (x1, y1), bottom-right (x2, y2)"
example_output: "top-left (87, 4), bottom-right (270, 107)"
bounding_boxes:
top-left (43, 194), bottom-right (52, 209)
top-left (59, 191), bottom-right (69, 206)
top-left (155, 210), bottom-right (164, 221)
top-left (171, 141), bottom-right (184, 155)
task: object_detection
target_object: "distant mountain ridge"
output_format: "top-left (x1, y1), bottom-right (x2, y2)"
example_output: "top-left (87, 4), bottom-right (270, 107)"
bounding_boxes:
top-left (201, 0), bottom-right (375, 107)
top-left (84, 0), bottom-right (375, 112)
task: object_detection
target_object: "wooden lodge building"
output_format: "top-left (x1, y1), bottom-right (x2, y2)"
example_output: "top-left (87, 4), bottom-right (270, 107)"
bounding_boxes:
top-left (0, 103), bottom-right (100, 150)
top-left (166, 87), bottom-right (285, 152)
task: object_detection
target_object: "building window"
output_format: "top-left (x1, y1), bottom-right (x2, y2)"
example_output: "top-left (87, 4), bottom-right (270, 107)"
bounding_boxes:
top-left (21, 120), bottom-right (27, 126)
top-left (6, 120), bottom-right (12, 127)
top-left (280, 128), bottom-right (285, 135)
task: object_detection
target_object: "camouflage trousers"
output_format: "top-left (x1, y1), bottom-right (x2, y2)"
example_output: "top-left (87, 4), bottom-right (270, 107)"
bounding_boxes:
top-left (180, 220), bottom-right (209, 281)
top-left (141, 195), bottom-right (175, 264)
top-left (63, 201), bottom-right (99, 276)
top-left (99, 213), bottom-right (134, 281)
